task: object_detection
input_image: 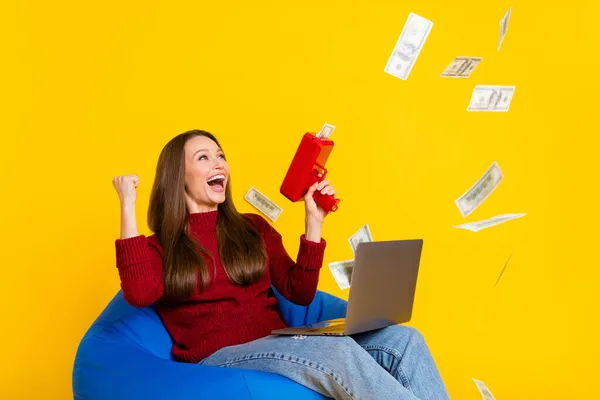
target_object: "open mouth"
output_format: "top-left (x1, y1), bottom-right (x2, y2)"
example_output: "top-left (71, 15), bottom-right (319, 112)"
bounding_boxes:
top-left (207, 174), bottom-right (226, 192)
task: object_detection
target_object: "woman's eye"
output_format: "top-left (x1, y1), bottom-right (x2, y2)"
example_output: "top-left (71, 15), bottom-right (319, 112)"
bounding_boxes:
top-left (219, 154), bottom-right (226, 159)
top-left (199, 155), bottom-right (207, 160)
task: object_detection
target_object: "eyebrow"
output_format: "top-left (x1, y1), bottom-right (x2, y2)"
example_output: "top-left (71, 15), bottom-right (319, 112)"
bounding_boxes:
top-left (194, 148), bottom-right (223, 156)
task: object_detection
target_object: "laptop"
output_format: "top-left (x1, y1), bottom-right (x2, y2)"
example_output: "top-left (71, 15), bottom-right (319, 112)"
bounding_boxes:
top-left (271, 239), bottom-right (423, 336)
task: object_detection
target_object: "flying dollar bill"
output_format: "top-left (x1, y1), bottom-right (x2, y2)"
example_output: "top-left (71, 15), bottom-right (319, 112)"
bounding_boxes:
top-left (349, 224), bottom-right (373, 254)
top-left (316, 123), bottom-right (336, 139)
top-left (328, 259), bottom-right (354, 290)
top-left (495, 252), bottom-right (513, 287)
top-left (454, 213), bottom-right (526, 232)
top-left (467, 85), bottom-right (516, 112)
top-left (244, 186), bottom-right (283, 222)
top-left (384, 12), bottom-right (433, 80)
top-left (472, 378), bottom-right (496, 400)
top-left (440, 57), bottom-right (482, 78)
top-left (498, 7), bottom-right (512, 51)
top-left (455, 161), bottom-right (503, 217)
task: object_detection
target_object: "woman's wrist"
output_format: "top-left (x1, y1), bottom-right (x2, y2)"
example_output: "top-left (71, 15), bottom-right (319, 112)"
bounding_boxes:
top-left (305, 217), bottom-right (323, 242)
top-left (120, 200), bottom-right (139, 239)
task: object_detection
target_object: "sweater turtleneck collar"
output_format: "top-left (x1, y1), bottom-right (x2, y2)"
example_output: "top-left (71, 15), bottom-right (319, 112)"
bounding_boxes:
top-left (188, 209), bottom-right (218, 232)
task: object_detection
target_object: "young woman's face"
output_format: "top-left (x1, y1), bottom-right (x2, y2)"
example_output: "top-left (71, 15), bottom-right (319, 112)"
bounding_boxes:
top-left (184, 135), bottom-right (229, 212)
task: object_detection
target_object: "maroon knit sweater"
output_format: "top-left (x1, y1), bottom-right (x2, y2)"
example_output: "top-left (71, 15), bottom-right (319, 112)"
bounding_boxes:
top-left (114, 210), bottom-right (326, 363)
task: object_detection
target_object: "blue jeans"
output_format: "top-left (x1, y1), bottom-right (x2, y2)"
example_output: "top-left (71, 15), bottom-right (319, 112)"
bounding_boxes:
top-left (199, 325), bottom-right (450, 400)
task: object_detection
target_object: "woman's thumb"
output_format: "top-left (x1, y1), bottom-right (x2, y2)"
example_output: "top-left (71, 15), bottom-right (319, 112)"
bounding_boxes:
top-left (306, 181), bottom-right (319, 196)
top-left (128, 175), bottom-right (139, 187)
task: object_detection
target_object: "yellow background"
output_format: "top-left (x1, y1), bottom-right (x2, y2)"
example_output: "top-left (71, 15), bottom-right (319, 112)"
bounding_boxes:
top-left (1, 0), bottom-right (598, 398)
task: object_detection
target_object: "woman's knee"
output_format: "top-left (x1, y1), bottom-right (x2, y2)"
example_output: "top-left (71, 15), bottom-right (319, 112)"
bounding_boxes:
top-left (404, 325), bottom-right (425, 341)
top-left (383, 325), bottom-right (427, 348)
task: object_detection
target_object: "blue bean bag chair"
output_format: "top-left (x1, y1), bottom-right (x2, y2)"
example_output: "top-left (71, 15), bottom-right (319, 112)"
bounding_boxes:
top-left (73, 286), bottom-right (348, 399)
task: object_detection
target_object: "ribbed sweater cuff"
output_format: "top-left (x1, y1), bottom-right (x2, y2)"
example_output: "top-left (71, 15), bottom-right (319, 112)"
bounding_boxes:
top-left (115, 235), bottom-right (149, 268)
top-left (297, 235), bottom-right (326, 271)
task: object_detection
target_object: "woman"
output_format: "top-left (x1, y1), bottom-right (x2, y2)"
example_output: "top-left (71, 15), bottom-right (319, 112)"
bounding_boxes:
top-left (112, 129), bottom-right (450, 400)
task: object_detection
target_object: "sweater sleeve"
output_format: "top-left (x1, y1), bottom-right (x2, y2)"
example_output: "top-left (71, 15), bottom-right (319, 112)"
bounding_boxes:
top-left (253, 215), bottom-right (326, 306)
top-left (115, 235), bottom-right (165, 307)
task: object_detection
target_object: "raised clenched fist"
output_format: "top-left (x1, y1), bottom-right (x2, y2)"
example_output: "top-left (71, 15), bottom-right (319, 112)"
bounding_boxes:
top-left (112, 174), bottom-right (139, 205)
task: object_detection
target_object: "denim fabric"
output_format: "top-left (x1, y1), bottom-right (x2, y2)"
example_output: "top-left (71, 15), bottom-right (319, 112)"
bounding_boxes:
top-left (199, 325), bottom-right (450, 400)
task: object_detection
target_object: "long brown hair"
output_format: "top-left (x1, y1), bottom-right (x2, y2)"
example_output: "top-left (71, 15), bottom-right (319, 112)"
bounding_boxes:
top-left (148, 129), bottom-right (267, 298)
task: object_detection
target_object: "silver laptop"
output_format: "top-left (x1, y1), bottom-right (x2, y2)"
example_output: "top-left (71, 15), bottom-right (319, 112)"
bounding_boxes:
top-left (271, 239), bottom-right (423, 336)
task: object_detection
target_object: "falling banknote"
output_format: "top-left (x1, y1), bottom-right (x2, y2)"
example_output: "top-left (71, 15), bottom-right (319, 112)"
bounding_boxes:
top-left (349, 224), bottom-right (373, 254)
top-left (472, 378), bottom-right (496, 400)
top-left (454, 213), bottom-right (526, 232)
top-left (498, 7), bottom-right (512, 51)
top-left (328, 259), bottom-right (354, 290)
top-left (455, 161), bottom-right (503, 217)
top-left (467, 85), bottom-right (516, 112)
top-left (440, 57), bottom-right (482, 78)
top-left (384, 12), bottom-right (433, 80)
top-left (316, 123), bottom-right (336, 139)
top-left (244, 186), bottom-right (283, 222)
top-left (495, 252), bottom-right (513, 287)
